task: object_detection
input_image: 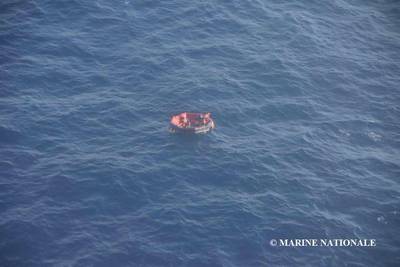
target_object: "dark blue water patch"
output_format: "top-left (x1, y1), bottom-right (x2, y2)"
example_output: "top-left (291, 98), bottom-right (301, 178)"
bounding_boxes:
top-left (0, 126), bottom-right (20, 144)
top-left (0, 220), bottom-right (44, 266)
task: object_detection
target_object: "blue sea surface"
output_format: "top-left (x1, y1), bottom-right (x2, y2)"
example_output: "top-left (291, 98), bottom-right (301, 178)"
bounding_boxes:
top-left (1, 0), bottom-right (400, 266)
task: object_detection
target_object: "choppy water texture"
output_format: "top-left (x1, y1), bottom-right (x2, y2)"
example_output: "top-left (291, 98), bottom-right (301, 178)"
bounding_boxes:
top-left (1, 0), bottom-right (400, 266)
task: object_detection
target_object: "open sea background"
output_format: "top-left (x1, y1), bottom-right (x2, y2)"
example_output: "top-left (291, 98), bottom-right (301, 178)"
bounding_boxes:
top-left (1, 0), bottom-right (400, 266)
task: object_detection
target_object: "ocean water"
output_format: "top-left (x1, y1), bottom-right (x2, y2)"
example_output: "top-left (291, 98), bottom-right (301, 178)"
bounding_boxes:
top-left (1, 0), bottom-right (400, 266)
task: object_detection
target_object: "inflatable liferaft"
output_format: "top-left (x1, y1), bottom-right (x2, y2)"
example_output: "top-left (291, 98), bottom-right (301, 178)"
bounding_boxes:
top-left (170, 112), bottom-right (215, 134)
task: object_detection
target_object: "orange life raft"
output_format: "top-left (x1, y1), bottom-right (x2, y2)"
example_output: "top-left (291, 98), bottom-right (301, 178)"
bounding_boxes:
top-left (170, 112), bottom-right (215, 134)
